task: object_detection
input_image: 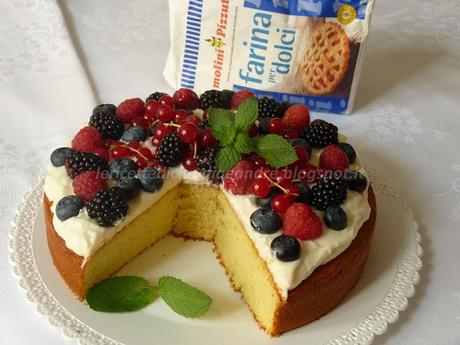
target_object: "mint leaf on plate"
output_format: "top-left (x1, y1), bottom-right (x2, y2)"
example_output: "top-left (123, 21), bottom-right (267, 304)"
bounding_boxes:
top-left (158, 276), bottom-right (212, 318)
top-left (86, 276), bottom-right (158, 312)
top-left (254, 134), bottom-right (298, 168)
top-left (208, 108), bottom-right (236, 146)
top-left (216, 145), bottom-right (241, 172)
top-left (234, 96), bottom-right (258, 133)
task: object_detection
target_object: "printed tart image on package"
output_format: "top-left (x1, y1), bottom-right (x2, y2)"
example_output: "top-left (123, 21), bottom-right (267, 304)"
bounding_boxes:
top-left (164, 0), bottom-right (374, 114)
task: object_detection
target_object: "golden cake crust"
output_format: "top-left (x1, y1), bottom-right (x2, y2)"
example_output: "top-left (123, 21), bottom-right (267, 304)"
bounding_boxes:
top-left (43, 186), bottom-right (376, 336)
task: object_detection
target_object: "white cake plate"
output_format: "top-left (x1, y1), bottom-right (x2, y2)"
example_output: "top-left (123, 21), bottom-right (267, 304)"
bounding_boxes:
top-left (9, 172), bottom-right (422, 345)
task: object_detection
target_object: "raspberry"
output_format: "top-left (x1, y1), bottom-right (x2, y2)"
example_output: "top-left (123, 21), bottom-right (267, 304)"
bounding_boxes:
top-left (282, 104), bottom-right (310, 129)
top-left (230, 89), bottom-right (254, 109)
top-left (223, 160), bottom-right (256, 195)
top-left (282, 203), bottom-right (322, 240)
top-left (116, 98), bottom-right (145, 124)
top-left (72, 171), bottom-right (106, 202)
top-left (71, 126), bottom-right (103, 153)
top-left (173, 88), bottom-right (200, 110)
top-left (319, 145), bottom-right (349, 172)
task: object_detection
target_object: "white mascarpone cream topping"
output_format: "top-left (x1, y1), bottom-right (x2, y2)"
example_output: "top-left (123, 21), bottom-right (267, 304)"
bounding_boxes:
top-left (44, 143), bottom-right (370, 300)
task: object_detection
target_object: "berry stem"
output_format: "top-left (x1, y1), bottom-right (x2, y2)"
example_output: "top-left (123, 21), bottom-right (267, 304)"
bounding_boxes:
top-left (263, 172), bottom-right (299, 197)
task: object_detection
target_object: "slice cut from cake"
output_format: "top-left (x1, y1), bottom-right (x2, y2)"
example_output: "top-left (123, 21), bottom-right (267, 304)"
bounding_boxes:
top-left (44, 90), bottom-right (376, 336)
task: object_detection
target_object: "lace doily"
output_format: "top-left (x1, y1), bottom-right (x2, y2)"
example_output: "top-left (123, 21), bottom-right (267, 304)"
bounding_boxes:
top-left (9, 174), bottom-right (422, 345)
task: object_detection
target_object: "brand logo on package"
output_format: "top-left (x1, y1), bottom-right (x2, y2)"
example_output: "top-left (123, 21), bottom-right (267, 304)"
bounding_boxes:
top-left (243, 0), bottom-right (367, 19)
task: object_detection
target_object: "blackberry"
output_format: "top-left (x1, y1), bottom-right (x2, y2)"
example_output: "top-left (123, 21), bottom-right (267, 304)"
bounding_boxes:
top-left (257, 97), bottom-right (282, 119)
top-left (89, 111), bottom-right (124, 140)
top-left (198, 119), bottom-right (210, 129)
top-left (86, 188), bottom-right (128, 227)
top-left (301, 119), bottom-right (338, 148)
top-left (196, 146), bottom-right (221, 183)
top-left (146, 92), bottom-right (167, 103)
top-left (92, 103), bottom-right (116, 116)
top-left (199, 90), bottom-right (226, 109)
top-left (311, 176), bottom-right (347, 210)
top-left (156, 133), bottom-right (188, 167)
top-left (221, 89), bottom-right (235, 108)
top-left (65, 152), bottom-right (108, 179)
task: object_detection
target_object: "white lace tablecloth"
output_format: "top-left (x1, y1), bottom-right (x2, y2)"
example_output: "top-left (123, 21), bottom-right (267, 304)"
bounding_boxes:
top-left (1, 1), bottom-right (459, 344)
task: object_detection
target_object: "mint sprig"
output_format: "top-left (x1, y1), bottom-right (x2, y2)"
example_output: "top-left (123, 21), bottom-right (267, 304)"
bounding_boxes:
top-left (86, 275), bottom-right (212, 318)
top-left (158, 276), bottom-right (212, 318)
top-left (253, 134), bottom-right (298, 168)
top-left (208, 96), bottom-right (297, 172)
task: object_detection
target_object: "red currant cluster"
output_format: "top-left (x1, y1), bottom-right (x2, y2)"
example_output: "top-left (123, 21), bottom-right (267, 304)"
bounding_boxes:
top-left (108, 141), bottom-right (155, 170)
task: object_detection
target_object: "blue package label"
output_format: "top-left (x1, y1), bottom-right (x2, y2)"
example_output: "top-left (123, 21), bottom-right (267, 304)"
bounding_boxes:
top-left (243, 0), bottom-right (368, 19)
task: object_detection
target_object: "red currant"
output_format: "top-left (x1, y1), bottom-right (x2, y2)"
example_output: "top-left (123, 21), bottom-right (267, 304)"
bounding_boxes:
top-left (184, 115), bottom-right (201, 125)
top-left (103, 139), bottom-right (115, 149)
top-left (173, 88), bottom-right (200, 110)
top-left (174, 109), bottom-right (189, 124)
top-left (159, 95), bottom-right (175, 108)
top-left (251, 178), bottom-right (271, 198)
top-left (155, 105), bottom-right (175, 122)
top-left (178, 123), bottom-right (199, 143)
top-left (111, 145), bottom-right (131, 159)
top-left (182, 153), bottom-right (197, 171)
top-left (267, 118), bottom-right (284, 134)
top-left (198, 128), bottom-right (217, 147)
top-left (248, 123), bottom-right (259, 137)
top-left (93, 148), bottom-right (109, 161)
top-left (131, 116), bottom-right (149, 128)
top-left (283, 127), bottom-right (300, 139)
top-left (271, 194), bottom-right (293, 213)
top-left (145, 101), bottom-right (159, 120)
top-left (283, 182), bottom-right (300, 197)
top-left (153, 123), bottom-right (172, 139)
top-left (295, 146), bottom-right (310, 164)
top-left (134, 156), bottom-right (149, 170)
top-left (128, 141), bottom-right (141, 149)
top-left (139, 147), bottom-right (154, 161)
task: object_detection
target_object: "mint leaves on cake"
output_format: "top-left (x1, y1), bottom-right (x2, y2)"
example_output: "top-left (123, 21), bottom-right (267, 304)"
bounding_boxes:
top-left (208, 97), bottom-right (297, 172)
top-left (86, 275), bottom-right (212, 318)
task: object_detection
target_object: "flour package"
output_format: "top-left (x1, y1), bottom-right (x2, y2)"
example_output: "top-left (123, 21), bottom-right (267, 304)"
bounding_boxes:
top-left (164, 0), bottom-right (374, 114)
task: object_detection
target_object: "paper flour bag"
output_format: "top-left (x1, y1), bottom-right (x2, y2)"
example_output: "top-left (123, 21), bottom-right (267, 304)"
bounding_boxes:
top-left (164, 0), bottom-right (374, 114)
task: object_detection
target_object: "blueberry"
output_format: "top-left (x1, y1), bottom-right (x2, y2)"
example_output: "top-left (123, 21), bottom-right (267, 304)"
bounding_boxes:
top-left (343, 170), bottom-right (367, 192)
top-left (55, 195), bottom-right (84, 221)
top-left (121, 126), bottom-right (147, 142)
top-left (289, 138), bottom-right (312, 155)
top-left (294, 181), bottom-right (311, 204)
top-left (324, 206), bottom-right (347, 230)
top-left (271, 235), bottom-right (301, 262)
top-left (110, 158), bottom-right (138, 180)
top-left (116, 176), bottom-right (141, 199)
top-left (335, 143), bottom-right (356, 164)
top-left (50, 147), bottom-right (73, 167)
top-left (250, 208), bottom-right (281, 234)
top-left (138, 167), bottom-right (163, 192)
top-left (255, 188), bottom-right (282, 209)
top-left (258, 117), bottom-right (271, 135)
top-left (93, 103), bottom-right (116, 116)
